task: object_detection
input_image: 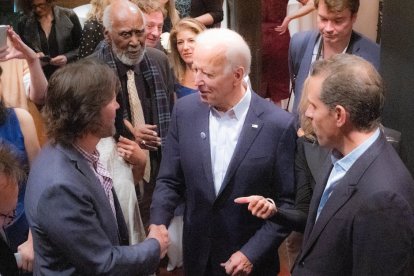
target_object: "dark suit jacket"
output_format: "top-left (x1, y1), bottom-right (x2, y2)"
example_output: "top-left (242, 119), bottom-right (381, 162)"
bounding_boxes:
top-left (292, 134), bottom-right (414, 276)
top-left (0, 235), bottom-right (18, 276)
top-left (150, 92), bottom-right (297, 275)
top-left (25, 143), bottom-right (160, 275)
top-left (288, 30), bottom-right (380, 112)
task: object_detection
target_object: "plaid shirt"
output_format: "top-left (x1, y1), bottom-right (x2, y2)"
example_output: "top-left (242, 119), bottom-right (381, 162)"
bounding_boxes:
top-left (73, 143), bottom-right (116, 217)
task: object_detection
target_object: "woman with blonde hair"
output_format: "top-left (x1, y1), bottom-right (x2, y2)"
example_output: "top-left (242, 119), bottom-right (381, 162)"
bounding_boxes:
top-left (169, 18), bottom-right (205, 98)
top-left (79, 0), bottom-right (112, 58)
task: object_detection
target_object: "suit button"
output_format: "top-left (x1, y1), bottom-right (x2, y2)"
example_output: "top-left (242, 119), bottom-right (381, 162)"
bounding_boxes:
top-left (299, 261), bottom-right (305, 267)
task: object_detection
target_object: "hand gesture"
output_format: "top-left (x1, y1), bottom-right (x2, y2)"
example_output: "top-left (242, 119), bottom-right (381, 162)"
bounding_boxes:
top-left (124, 119), bottom-right (161, 151)
top-left (50, 54), bottom-right (67, 66)
top-left (234, 195), bottom-right (277, 219)
top-left (220, 251), bottom-right (253, 275)
top-left (0, 27), bottom-right (38, 63)
top-left (117, 135), bottom-right (146, 166)
top-left (148, 224), bottom-right (170, 258)
top-left (275, 17), bottom-right (290, 35)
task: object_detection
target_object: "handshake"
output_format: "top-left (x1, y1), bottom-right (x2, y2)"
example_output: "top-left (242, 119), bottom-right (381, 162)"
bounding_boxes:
top-left (147, 224), bottom-right (170, 258)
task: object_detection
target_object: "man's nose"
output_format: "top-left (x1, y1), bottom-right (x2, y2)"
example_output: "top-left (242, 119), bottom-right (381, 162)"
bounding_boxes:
top-left (325, 21), bottom-right (334, 32)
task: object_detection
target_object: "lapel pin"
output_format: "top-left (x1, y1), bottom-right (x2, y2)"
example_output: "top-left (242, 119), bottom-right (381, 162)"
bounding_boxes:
top-left (252, 124), bottom-right (258, 128)
top-left (200, 132), bottom-right (206, 139)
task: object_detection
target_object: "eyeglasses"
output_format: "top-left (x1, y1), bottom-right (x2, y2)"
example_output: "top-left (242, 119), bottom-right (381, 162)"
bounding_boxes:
top-left (31, 3), bottom-right (49, 10)
top-left (0, 209), bottom-right (16, 227)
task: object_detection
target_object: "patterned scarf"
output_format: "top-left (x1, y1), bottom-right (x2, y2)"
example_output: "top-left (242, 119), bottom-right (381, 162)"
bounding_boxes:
top-left (95, 41), bottom-right (171, 146)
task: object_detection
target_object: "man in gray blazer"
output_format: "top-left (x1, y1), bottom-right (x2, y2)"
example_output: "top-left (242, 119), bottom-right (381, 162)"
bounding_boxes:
top-left (150, 28), bottom-right (297, 275)
top-left (289, 0), bottom-right (380, 112)
top-left (24, 59), bottom-right (169, 275)
top-left (292, 54), bottom-right (414, 275)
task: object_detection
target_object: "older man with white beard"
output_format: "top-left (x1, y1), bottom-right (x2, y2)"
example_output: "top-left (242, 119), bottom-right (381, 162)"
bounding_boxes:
top-left (92, 0), bottom-right (175, 236)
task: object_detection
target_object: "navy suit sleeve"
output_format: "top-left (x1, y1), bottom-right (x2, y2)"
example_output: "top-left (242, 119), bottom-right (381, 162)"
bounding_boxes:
top-left (150, 105), bottom-right (185, 226)
top-left (36, 184), bottom-right (160, 275)
top-left (240, 114), bottom-right (297, 264)
top-left (352, 191), bottom-right (414, 275)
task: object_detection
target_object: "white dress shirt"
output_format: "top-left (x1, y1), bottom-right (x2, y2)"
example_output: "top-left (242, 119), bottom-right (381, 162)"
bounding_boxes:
top-left (209, 88), bottom-right (252, 195)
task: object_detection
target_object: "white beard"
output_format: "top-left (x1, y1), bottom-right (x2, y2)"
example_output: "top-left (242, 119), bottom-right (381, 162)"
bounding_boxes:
top-left (112, 43), bottom-right (146, 66)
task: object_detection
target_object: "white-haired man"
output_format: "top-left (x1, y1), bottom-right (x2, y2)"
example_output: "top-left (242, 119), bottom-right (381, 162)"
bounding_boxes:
top-left (92, 0), bottom-right (175, 233)
top-left (150, 28), bottom-right (297, 275)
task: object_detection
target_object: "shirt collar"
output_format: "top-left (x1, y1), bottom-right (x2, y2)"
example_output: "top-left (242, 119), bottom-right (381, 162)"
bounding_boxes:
top-left (331, 128), bottom-right (381, 172)
top-left (211, 87), bottom-right (251, 120)
top-left (73, 143), bottom-right (100, 165)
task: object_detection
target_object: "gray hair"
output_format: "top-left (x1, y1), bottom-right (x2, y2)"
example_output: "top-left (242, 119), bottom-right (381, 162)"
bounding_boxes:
top-left (195, 28), bottom-right (251, 76)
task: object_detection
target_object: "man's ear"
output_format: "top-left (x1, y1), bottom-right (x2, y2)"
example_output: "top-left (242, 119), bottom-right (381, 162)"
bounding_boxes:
top-left (233, 67), bottom-right (245, 86)
top-left (104, 29), bottom-right (111, 43)
top-left (335, 105), bottom-right (348, 127)
top-left (351, 12), bottom-right (358, 24)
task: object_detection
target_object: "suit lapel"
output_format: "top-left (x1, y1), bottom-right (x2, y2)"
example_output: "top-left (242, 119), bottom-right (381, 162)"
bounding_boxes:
top-left (216, 94), bottom-right (263, 198)
top-left (57, 144), bottom-right (121, 242)
top-left (346, 31), bottom-right (360, 54)
top-left (300, 134), bottom-right (387, 258)
top-left (196, 101), bottom-right (217, 202)
top-left (302, 155), bottom-right (332, 245)
top-left (300, 32), bottom-right (320, 80)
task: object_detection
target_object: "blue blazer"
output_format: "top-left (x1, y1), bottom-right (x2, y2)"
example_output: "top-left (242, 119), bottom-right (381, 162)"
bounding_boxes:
top-left (288, 30), bottom-right (380, 112)
top-left (25, 143), bottom-right (160, 275)
top-left (292, 134), bottom-right (414, 275)
top-left (150, 92), bottom-right (297, 275)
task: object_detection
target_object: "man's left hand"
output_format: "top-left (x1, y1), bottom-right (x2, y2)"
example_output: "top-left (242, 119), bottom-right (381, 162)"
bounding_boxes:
top-left (220, 251), bottom-right (253, 275)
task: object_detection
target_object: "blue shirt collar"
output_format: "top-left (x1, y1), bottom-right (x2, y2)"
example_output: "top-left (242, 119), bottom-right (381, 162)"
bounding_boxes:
top-left (331, 128), bottom-right (381, 172)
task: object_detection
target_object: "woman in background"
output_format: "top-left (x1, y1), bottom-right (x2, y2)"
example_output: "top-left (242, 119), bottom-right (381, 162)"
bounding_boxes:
top-left (261, 0), bottom-right (291, 105)
top-left (191, 0), bottom-right (223, 27)
top-left (169, 18), bottom-right (205, 99)
top-left (79, 0), bottom-right (112, 58)
top-left (275, 0), bottom-right (315, 35)
top-left (17, 0), bottom-right (82, 79)
top-left (0, 65), bottom-right (40, 273)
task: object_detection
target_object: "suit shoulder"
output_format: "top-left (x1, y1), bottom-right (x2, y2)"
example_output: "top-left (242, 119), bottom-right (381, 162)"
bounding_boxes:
top-left (145, 47), bottom-right (169, 62)
top-left (253, 93), bottom-right (297, 127)
top-left (291, 31), bottom-right (317, 47)
top-left (54, 5), bottom-right (77, 16)
top-left (174, 93), bottom-right (201, 113)
top-left (351, 31), bottom-right (380, 68)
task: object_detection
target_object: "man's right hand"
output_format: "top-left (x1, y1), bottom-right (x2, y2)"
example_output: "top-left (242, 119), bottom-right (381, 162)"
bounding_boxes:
top-left (147, 224), bottom-right (169, 258)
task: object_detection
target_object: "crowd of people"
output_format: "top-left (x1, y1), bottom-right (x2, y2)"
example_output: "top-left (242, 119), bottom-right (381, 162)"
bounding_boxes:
top-left (0, 0), bottom-right (413, 275)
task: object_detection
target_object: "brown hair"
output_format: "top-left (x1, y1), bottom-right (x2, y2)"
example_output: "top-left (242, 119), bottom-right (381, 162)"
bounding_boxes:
top-left (314, 0), bottom-right (359, 14)
top-left (310, 54), bottom-right (384, 131)
top-left (43, 59), bottom-right (119, 146)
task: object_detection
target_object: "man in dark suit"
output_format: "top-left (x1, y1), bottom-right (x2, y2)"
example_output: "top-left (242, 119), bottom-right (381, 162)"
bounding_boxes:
top-left (24, 59), bottom-right (169, 275)
top-left (150, 28), bottom-right (297, 275)
top-left (0, 144), bottom-right (25, 276)
top-left (291, 54), bottom-right (414, 275)
top-left (288, 0), bottom-right (380, 112)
